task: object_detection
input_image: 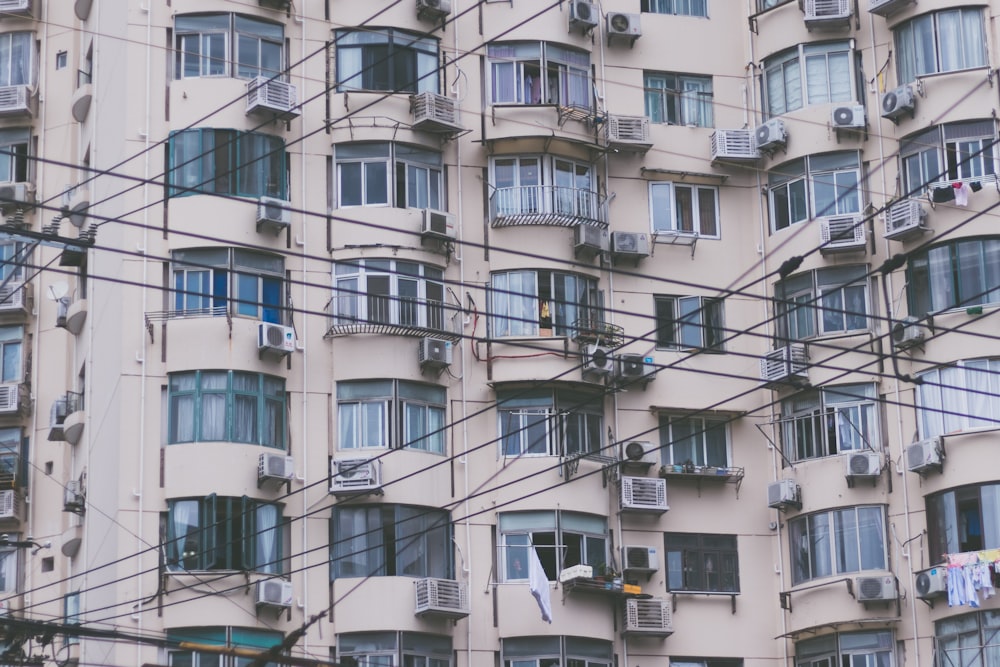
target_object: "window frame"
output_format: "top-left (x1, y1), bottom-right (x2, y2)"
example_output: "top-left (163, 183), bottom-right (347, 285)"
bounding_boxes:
top-left (788, 505), bottom-right (888, 585)
top-left (168, 627), bottom-right (285, 667)
top-left (167, 128), bottom-right (287, 199)
top-left (501, 636), bottom-right (613, 667)
top-left (643, 72), bottom-right (714, 127)
top-left (0, 326), bottom-right (23, 384)
top-left (795, 631), bottom-right (893, 667)
top-left (0, 540), bottom-right (19, 595)
top-left (935, 611), bottom-right (1000, 667)
top-left (487, 42), bottom-right (592, 109)
top-left (334, 28), bottom-right (440, 94)
top-left (654, 295), bottom-right (725, 351)
top-left (907, 236), bottom-right (1000, 318)
top-left (0, 241), bottom-right (27, 284)
top-left (490, 269), bottom-right (602, 338)
top-left (767, 152), bottom-right (862, 232)
top-left (498, 511), bottom-right (609, 583)
top-left (0, 129), bottom-right (30, 184)
top-left (926, 483), bottom-right (1000, 562)
top-left (664, 533), bottom-right (739, 593)
top-left (658, 414), bottom-right (731, 468)
top-left (334, 142), bottom-right (444, 210)
top-left (336, 379), bottom-right (446, 454)
top-left (779, 384), bottom-right (879, 463)
top-left (641, 0), bottom-right (708, 17)
top-left (916, 358), bottom-right (1000, 439)
top-left (171, 248), bottom-right (285, 324)
top-left (0, 32), bottom-right (34, 88)
top-left (900, 121), bottom-right (998, 194)
top-left (774, 265), bottom-right (870, 342)
top-left (165, 496), bottom-right (284, 573)
top-left (497, 388), bottom-right (604, 459)
top-left (894, 8), bottom-right (988, 84)
top-left (649, 182), bottom-right (720, 237)
top-left (763, 42), bottom-right (855, 118)
top-left (332, 258), bottom-right (446, 332)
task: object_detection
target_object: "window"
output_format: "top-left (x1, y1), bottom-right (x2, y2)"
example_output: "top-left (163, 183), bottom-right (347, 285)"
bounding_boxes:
top-left (764, 42), bottom-right (854, 117)
top-left (168, 627), bottom-right (283, 667)
top-left (64, 592), bottom-right (80, 646)
top-left (795, 631), bottom-right (893, 667)
top-left (497, 388), bottom-right (604, 459)
top-left (671, 661), bottom-right (742, 667)
top-left (654, 296), bottom-right (724, 350)
top-left (488, 42), bottom-right (591, 108)
top-left (788, 506), bottom-right (887, 584)
top-left (664, 533), bottom-right (739, 593)
top-left (166, 497), bottom-right (283, 573)
top-left (167, 128), bottom-right (286, 199)
top-left (900, 121), bottom-right (997, 194)
top-left (659, 415), bottom-right (729, 468)
top-left (167, 371), bottom-right (286, 448)
top-left (175, 14), bottom-right (284, 80)
top-left (334, 143), bottom-right (443, 209)
top-left (641, 0), bottom-right (708, 17)
top-left (768, 152), bottom-right (861, 231)
top-left (894, 8), bottom-right (987, 84)
top-left (0, 541), bottom-right (17, 594)
top-left (936, 611), bottom-right (1000, 666)
top-left (916, 359), bottom-right (1000, 439)
top-left (0, 326), bottom-right (22, 383)
top-left (774, 265), bottom-right (869, 341)
top-left (649, 182), bottom-right (719, 237)
top-left (501, 637), bottom-right (612, 667)
top-left (338, 632), bottom-right (452, 667)
top-left (335, 28), bottom-right (439, 94)
top-left (926, 484), bottom-right (1000, 562)
top-left (0, 242), bottom-right (26, 284)
top-left (908, 237), bottom-right (1000, 317)
top-left (644, 73), bottom-right (713, 127)
top-left (337, 380), bottom-right (446, 454)
top-left (490, 270), bottom-right (601, 338)
top-left (490, 155), bottom-right (598, 222)
top-left (757, 0), bottom-right (790, 10)
top-left (0, 129), bottom-right (29, 184)
top-left (0, 428), bottom-right (25, 491)
top-left (0, 33), bottom-right (33, 88)
top-left (499, 511), bottom-right (607, 583)
top-left (780, 384), bottom-right (879, 463)
top-left (171, 248), bottom-right (285, 324)
top-left (332, 259), bottom-right (446, 332)
top-left (330, 505), bottom-right (451, 579)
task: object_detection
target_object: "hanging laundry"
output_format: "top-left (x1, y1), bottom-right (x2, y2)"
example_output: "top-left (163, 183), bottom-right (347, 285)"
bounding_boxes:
top-left (953, 182), bottom-right (972, 207)
top-left (932, 186), bottom-right (956, 203)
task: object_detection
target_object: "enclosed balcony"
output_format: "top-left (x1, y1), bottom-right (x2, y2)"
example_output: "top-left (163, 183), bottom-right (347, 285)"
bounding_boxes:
top-left (490, 185), bottom-right (606, 228)
top-left (325, 293), bottom-right (461, 341)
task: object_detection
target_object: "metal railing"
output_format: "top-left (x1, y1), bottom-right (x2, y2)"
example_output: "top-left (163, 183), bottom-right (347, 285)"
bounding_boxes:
top-left (490, 185), bottom-right (606, 228)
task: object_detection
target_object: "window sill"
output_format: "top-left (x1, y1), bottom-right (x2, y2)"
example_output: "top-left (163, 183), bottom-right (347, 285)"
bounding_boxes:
top-left (913, 66), bottom-right (993, 84)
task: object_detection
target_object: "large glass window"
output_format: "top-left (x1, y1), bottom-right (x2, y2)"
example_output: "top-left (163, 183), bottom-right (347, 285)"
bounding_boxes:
top-left (497, 388), bottom-right (604, 459)
top-left (641, 0), bottom-right (708, 16)
top-left (659, 415), bottom-right (730, 467)
top-left (0, 326), bottom-right (22, 384)
top-left (171, 248), bottom-right (285, 324)
top-left (894, 8), bottom-right (987, 84)
top-left (168, 627), bottom-right (283, 667)
top-left (671, 661), bottom-right (742, 667)
top-left (166, 497), bottom-right (283, 573)
top-left (332, 259), bottom-right (446, 332)
top-left (175, 14), bottom-right (284, 80)
top-left (0, 32), bottom-right (33, 88)
top-left (936, 611), bottom-right (1000, 666)
top-left (338, 632), bottom-right (452, 667)
top-left (501, 637), bottom-right (612, 667)
top-left (788, 506), bottom-right (887, 585)
top-left (488, 42), bottom-right (591, 108)
top-left (649, 182), bottom-right (719, 237)
top-left (0, 542), bottom-right (16, 594)
top-left (780, 384), bottom-right (878, 463)
top-left (330, 505), bottom-right (452, 579)
top-left (664, 533), bottom-right (738, 593)
top-left (0, 129), bottom-right (29, 184)
top-left (0, 428), bottom-right (25, 491)
top-left (774, 265), bottom-right (869, 341)
top-left (167, 371), bottom-right (285, 448)
top-left (168, 129), bottom-right (286, 199)
top-left (795, 631), bottom-right (893, 667)
top-left (654, 295), bottom-right (725, 350)
top-left (926, 483), bottom-right (1000, 562)
top-left (0, 242), bottom-right (26, 283)
top-left (490, 270), bottom-right (601, 338)
top-left (908, 237), bottom-right (1000, 317)
top-left (499, 511), bottom-right (607, 582)
top-left (917, 359), bottom-right (1000, 439)
top-left (764, 42), bottom-right (854, 117)
top-left (644, 72), bottom-right (713, 127)
top-left (490, 154), bottom-right (597, 222)
top-left (335, 28), bottom-right (439, 94)
top-left (337, 380), bottom-right (446, 454)
top-left (768, 152), bottom-right (861, 231)
top-left (335, 143), bottom-right (443, 210)
top-left (900, 121), bottom-right (997, 194)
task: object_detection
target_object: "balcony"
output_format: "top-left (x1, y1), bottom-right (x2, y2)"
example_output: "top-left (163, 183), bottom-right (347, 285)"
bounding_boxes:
top-left (49, 391), bottom-right (85, 444)
top-left (490, 185), bottom-right (606, 228)
top-left (325, 295), bottom-right (461, 341)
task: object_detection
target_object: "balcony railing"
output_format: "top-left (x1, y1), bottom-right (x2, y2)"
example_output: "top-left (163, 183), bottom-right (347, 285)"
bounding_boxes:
top-left (490, 185), bottom-right (606, 228)
top-left (325, 295), bottom-right (461, 341)
top-left (775, 408), bottom-right (876, 463)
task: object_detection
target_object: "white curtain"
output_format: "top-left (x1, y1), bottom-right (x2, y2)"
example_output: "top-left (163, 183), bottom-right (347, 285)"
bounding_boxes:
top-left (0, 550), bottom-right (15, 592)
top-left (172, 500), bottom-right (198, 569)
top-left (256, 504), bottom-right (278, 574)
top-left (199, 372), bottom-right (228, 440)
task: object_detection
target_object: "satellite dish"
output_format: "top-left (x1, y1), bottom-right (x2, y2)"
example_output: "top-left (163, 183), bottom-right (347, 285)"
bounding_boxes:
top-left (47, 282), bottom-right (69, 301)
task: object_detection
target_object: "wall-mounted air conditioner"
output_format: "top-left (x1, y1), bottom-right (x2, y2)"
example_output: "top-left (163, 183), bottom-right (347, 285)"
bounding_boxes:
top-left (844, 451), bottom-right (881, 479)
top-left (414, 578), bottom-right (470, 619)
top-left (255, 579), bottom-right (293, 610)
top-left (803, 0), bottom-right (853, 29)
top-left (906, 437), bottom-right (943, 474)
top-left (0, 1), bottom-right (33, 20)
top-left (884, 199), bottom-right (926, 241)
top-left (604, 115), bottom-right (651, 152)
top-left (623, 598), bottom-right (672, 636)
top-left (616, 353), bottom-right (656, 387)
top-left (869, 0), bottom-right (913, 18)
top-left (856, 574), bottom-right (896, 602)
top-left (0, 282), bottom-right (29, 315)
top-left (620, 476), bottom-right (668, 513)
top-left (0, 85), bottom-right (33, 117)
top-left (258, 322), bottom-right (295, 357)
top-left (258, 453), bottom-right (294, 489)
top-left (0, 489), bottom-right (21, 521)
top-left (881, 85), bottom-right (915, 122)
top-left (256, 197), bottom-right (291, 234)
top-left (0, 182), bottom-right (34, 214)
top-left (622, 545), bottom-right (659, 574)
top-left (410, 91), bottom-right (460, 132)
top-left (622, 441), bottom-right (658, 467)
top-left (892, 316), bottom-right (927, 350)
top-left (760, 344), bottom-right (809, 386)
top-left (64, 480), bottom-right (85, 513)
top-left (915, 567), bottom-right (947, 600)
top-left (0, 382), bottom-right (26, 415)
top-left (606, 12), bottom-right (641, 45)
top-left (245, 77), bottom-right (299, 119)
top-left (831, 104), bottom-right (866, 129)
top-left (416, 0), bottom-right (451, 20)
top-left (767, 479), bottom-right (801, 510)
top-left (569, 0), bottom-right (599, 31)
top-left (421, 208), bottom-right (456, 241)
top-left (582, 344), bottom-right (613, 378)
top-left (755, 119), bottom-right (787, 153)
top-left (711, 129), bottom-right (758, 161)
top-left (574, 224), bottom-right (609, 259)
top-left (610, 232), bottom-right (650, 260)
top-left (330, 458), bottom-right (383, 495)
top-left (819, 215), bottom-right (866, 253)
top-left (418, 337), bottom-right (452, 370)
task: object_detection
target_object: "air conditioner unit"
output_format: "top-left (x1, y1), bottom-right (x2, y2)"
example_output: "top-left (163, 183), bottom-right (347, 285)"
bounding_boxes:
top-left (767, 479), bottom-right (801, 510)
top-left (258, 323), bottom-right (295, 356)
top-left (892, 316), bottom-right (927, 350)
top-left (0, 85), bottom-right (33, 117)
top-left (881, 85), bottom-right (915, 122)
top-left (869, 0), bottom-right (912, 18)
top-left (256, 197), bottom-right (291, 234)
top-left (760, 344), bottom-right (809, 386)
top-left (574, 224), bottom-right (609, 259)
top-left (819, 215), bottom-right (866, 253)
top-left (906, 437), bottom-right (943, 474)
top-left (245, 77), bottom-right (299, 119)
top-left (803, 0), bottom-right (853, 28)
top-left (623, 598), bottom-right (672, 636)
top-left (610, 232), bottom-right (650, 259)
top-left (416, 0), bottom-right (451, 20)
top-left (845, 451), bottom-right (881, 478)
top-left (418, 337), bottom-right (452, 370)
top-left (831, 105), bottom-right (866, 129)
top-left (258, 453), bottom-right (294, 489)
top-left (622, 545), bottom-right (659, 573)
top-left (63, 480), bottom-right (85, 513)
top-left (711, 129), bottom-right (758, 161)
top-left (569, 0), bottom-right (599, 30)
top-left (255, 579), bottom-right (293, 610)
top-left (884, 199), bottom-right (926, 241)
top-left (421, 208), bottom-right (456, 241)
top-left (0, 282), bottom-right (28, 314)
top-left (0, 182), bottom-right (34, 214)
top-left (755, 119), bottom-right (787, 153)
top-left (915, 567), bottom-right (947, 600)
top-left (616, 353), bottom-right (656, 386)
top-left (258, 0), bottom-right (291, 9)
top-left (0, 489), bottom-right (21, 520)
top-left (620, 476), bottom-right (668, 513)
top-left (0, 382), bottom-right (24, 415)
top-left (414, 578), bottom-right (470, 619)
top-left (622, 441), bottom-right (658, 467)
top-left (0, 0), bottom-right (32, 19)
top-left (606, 12), bottom-right (642, 41)
top-left (330, 458), bottom-right (383, 495)
top-left (856, 574), bottom-right (896, 602)
top-left (49, 396), bottom-right (71, 438)
top-left (582, 344), bottom-right (614, 378)
top-left (604, 115), bottom-right (651, 151)
top-left (410, 91), bottom-right (460, 132)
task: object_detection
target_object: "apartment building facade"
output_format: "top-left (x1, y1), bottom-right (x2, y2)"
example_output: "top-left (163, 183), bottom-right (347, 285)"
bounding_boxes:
top-left (0, 0), bottom-right (995, 665)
